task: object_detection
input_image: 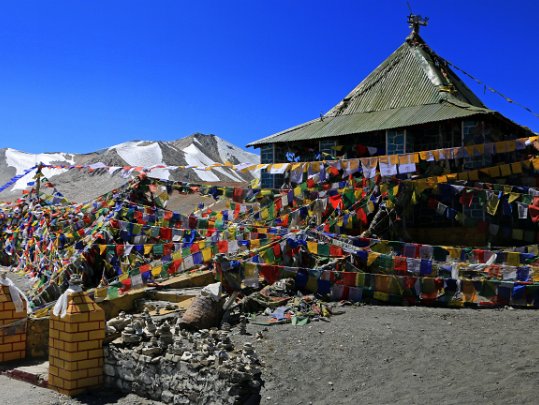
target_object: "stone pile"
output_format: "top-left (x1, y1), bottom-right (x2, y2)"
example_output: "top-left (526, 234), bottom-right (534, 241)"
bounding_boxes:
top-left (103, 313), bottom-right (262, 404)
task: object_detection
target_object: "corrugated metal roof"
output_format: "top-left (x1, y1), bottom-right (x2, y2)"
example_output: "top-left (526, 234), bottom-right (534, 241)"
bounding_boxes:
top-left (248, 33), bottom-right (494, 147)
top-left (248, 102), bottom-right (493, 145)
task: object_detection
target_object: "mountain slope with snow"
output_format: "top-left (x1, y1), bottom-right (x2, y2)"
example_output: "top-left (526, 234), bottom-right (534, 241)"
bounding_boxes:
top-left (0, 134), bottom-right (259, 202)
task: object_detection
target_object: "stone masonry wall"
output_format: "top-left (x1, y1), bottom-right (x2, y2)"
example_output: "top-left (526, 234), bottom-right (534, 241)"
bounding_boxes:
top-left (104, 314), bottom-right (261, 404)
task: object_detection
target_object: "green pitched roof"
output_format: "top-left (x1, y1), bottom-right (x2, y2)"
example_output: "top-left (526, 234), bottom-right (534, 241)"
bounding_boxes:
top-left (248, 34), bottom-right (497, 147)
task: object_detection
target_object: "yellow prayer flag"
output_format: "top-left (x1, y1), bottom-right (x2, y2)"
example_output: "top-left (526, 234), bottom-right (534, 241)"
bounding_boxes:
top-left (532, 269), bottom-right (539, 283)
top-left (488, 166), bottom-right (501, 178)
top-left (468, 170), bottom-right (479, 181)
top-left (244, 262), bottom-right (257, 279)
top-left (95, 287), bottom-right (107, 300)
top-left (499, 164), bottom-right (511, 177)
top-left (508, 193), bottom-right (520, 204)
top-left (495, 140), bottom-right (508, 153)
top-left (367, 252), bottom-right (381, 266)
top-left (398, 154), bottom-right (410, 164)
top-left (506, 252), bottom-right (520, 266)
top-left (510, 162), bottom-right (523, 174)
top-left (436, 175), bottom-right (447, 184)
top-left (446, 247), bottom-right (460, 259)
top-left (486, 193), bottom-right (500, 215)
top-left (457, 171), bottom-right (469, 181)
top-left (373, 291), bottom-right (390, 302)
top-left (152, 266), bottom-right (162, 277)
top-left (202, 247), bottom-right (212, 262)
top-left (144, 244), bottom-right (152, 255)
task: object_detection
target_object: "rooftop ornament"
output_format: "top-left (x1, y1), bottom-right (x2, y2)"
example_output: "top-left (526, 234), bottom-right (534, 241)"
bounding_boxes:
top-left (407, 13), bottom-right (429, 36)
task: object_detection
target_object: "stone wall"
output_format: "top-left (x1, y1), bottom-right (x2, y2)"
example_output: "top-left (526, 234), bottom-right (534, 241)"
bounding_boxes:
top-left (104, 315), bottom-right (261, 404)
top-left (26, 316), bottom-right (49, 359)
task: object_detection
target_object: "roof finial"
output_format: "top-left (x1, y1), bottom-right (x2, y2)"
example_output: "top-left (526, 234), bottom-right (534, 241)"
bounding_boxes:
top-left (406, 2), bottom-right (428, 35)
top-left (407, 13), bottom-right (429, 35)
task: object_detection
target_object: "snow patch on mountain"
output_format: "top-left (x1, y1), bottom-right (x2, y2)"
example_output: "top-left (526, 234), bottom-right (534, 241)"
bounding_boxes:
top-left (114, 142), bottom-right (170, 180)
top-left (5, 148), bottom-right (75, 190)
top-left (216, 137), bottom-right (258, 165)
top-left (182, 143), bottom-right (221, 182)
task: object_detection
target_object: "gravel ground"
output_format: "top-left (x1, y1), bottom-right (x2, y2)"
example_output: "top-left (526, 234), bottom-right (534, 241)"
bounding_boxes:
top-left (1, 304), bottom-right (538, 404)
top-left (235, 304), bottom-right (539, 405)
top-left (5, 264), bottom-right (539, 405)
top-left (0, 374), bottom-right (163, 405)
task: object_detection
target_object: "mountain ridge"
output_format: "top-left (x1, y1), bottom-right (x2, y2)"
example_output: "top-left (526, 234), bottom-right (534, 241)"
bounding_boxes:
top-left (0, 133), bottom-right (259, 202)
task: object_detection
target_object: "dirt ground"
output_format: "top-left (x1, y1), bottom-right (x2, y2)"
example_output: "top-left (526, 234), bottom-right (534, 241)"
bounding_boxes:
top-left (0, 374), bottom-right (163, 405)
top-left (4, 264), bottom-right (539, 405)
top-left (237, 304), bottom-right (539, 405)
top-left (1, 304), bottom-right (538, 404)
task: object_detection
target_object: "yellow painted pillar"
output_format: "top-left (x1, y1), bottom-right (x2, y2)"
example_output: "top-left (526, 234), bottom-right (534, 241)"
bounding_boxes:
top-left (48, 286), bottom-right (105, 396)
top-left (0, 285), bottom-right (27, 362)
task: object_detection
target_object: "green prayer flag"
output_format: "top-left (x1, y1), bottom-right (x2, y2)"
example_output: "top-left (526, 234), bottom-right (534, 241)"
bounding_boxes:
top-left (153, 244), bottom-right (164, 255)
top-left (107, 286), bottom-right (120, 299)
top-left (317, 243), bottom-right (330, 256)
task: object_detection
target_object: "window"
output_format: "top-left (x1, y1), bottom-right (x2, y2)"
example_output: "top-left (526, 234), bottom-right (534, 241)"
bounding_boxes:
top-left (413, 126), bottom-right (441, 152)
top-left (463, 198), bottom-right (485, 221)
top-left (259, 144), bottom-right (285, 188)
top-left (462, 120), bottom-right (483, 145)
top-left (386, 129), bottom-right (407, 155)
top-left (319, 140), bottom-right (337, 159)
top-left (261, 170), bottom-right (284, 189)
top-left (462, 120), bottom-right (489, 169)
top-left (261, 170), bottom-right (274, 188)
top-left (260, 145), bottom-right (274, 164)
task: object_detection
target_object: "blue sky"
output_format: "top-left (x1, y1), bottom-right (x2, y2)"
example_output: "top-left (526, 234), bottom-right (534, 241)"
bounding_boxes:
top-left (0, 1), bottom-right (537, 153)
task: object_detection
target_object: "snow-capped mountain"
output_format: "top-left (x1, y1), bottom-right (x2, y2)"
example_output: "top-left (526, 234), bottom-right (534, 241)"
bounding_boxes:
top-left (0, 134), bottom-right (259, 202)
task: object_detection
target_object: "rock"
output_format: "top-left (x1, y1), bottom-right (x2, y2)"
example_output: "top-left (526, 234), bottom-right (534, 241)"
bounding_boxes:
top-left (103, 319), bottom-right (262, 405)
top-left (104, 364), bottom-right (116, 377)
top-left (161, 390), bottom-right (174, 403)
top-left (180, 294), bottom-right (224, 330)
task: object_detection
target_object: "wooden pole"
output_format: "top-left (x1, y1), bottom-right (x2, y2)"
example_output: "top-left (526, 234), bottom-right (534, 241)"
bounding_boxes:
top-left (35, 162), bottom-right (43, 203)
